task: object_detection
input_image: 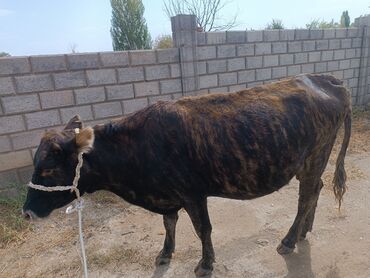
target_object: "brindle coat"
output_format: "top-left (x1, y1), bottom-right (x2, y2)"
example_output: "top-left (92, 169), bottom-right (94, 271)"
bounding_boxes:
top-left (23, 74), bottom-right (351, 277)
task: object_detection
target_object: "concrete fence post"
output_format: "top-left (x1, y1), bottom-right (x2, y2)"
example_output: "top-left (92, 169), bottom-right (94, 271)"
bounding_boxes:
top-left (171, 14), bottom-right (199, 96)
top-left (354, 15), bottom-right (370, 106)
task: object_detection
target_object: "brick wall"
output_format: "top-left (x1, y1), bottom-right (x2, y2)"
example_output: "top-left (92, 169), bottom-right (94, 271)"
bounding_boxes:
top-left (1, 14), bottom-right (370, 193)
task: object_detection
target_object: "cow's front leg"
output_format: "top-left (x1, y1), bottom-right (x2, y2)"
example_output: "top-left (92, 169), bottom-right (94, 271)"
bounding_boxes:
top-left (155, 211), bottom-right (179, 265)
top-left (185, 198), bottom-right (215, 277)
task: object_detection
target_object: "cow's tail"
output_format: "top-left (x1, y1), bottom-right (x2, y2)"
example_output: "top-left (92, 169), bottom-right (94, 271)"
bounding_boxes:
top-left (332, 108), bottom-right (351, 209)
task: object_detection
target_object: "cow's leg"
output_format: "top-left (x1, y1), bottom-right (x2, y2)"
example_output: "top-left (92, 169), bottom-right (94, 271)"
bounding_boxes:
top-left (155, 211), bottom-right (179, 265)
top-left (299, 179), bottom-right (324, 240)
top-left (185, 198), bottom-right (215, 277)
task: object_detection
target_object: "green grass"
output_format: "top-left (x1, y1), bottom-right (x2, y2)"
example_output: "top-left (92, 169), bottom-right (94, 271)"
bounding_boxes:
top-left (0, 184), bottom-right (32, 248)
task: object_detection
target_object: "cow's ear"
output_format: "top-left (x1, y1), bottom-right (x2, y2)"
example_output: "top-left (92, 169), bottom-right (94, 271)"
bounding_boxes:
top-left (76, 127), bottom-right (95, 153)
top-left (65, 115), bottom-right (83, 130)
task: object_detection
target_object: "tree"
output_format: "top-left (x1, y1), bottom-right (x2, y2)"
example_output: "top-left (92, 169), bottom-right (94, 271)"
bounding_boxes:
top-left (340, 11), bottom-right (350, 27)
top-left (164, 0), bottom-right (238, 31)
top-left (306, 19), bottom-right (339, 29)
top-left (153, 35), bottom-right (173, 49)
top-left (110, 0), bottom-right (152, 51)
top-left (266, 19), bottom-right (284, 30)
top-left (0, 52), bottom-right (10, 57)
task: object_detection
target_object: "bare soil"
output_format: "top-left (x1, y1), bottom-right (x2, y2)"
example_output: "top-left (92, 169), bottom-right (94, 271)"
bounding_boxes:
top-left (1, 111), bottom-right (370, 278)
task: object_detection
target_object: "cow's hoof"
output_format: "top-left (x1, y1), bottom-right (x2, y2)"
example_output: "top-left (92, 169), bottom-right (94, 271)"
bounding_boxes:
top-left (155, 252), bottom-right (172, 266)
top-left (194, 260), bottom-right (213, 277)
top-left (276, 242), bottom-right (294, 255)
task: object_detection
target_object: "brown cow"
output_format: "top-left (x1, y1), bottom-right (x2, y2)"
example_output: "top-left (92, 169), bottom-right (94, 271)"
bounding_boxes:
top-left (23, 74), bottom-right (351, 276)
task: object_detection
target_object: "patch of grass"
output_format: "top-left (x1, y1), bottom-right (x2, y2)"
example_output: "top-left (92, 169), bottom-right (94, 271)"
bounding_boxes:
top-left (0, 184), bottom-right (32, 248)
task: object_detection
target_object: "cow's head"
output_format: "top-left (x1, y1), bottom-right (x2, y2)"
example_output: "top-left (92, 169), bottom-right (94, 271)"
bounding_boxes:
top-left (22, 115), bottom-right (94, 219)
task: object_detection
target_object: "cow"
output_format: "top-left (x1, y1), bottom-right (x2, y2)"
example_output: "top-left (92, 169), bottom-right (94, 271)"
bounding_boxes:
top-left (23, 74), bottom-right (351, 277)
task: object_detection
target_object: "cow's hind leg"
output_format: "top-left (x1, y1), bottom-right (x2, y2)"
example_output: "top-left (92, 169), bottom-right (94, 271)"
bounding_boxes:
top-left (155, 211), bottom-right (179, 265)
top-left (185, 198), bottom-right (215, 277)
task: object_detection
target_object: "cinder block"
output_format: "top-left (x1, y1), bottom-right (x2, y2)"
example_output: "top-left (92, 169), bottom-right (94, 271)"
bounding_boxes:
top-left (238, 70), bottom-right (255, 83)
top-left (217, 45), bottom-right (236, 58)
top-left (341, 39), bottom-right (352, 49)
top-left (2, 94), bottom-right (40, 114)
top-left (263, 30), bottom-right (280, 41)
top-left (310, 29), bottom-right (323, 39)
top-left (179, 47), bottom-right (194, 62)
top-left (206, 32), bottom-right (226, 44)
top-left (315, 62), bottom-right (327, 73)
top-left (75, 87), bottom-right (105, 104)
top-left (343, 69), bottom-right (354, 79)
top-left (218, 72), bottom-right (237, 86)
top-left (256, 68), bottom-right (271, 81)
top-left (18, 166), bottom-right (34, 184)
top-left (60, 105), bottom-right (93, 123)
top-left (347, 28), bottom-right (359, 38)
top-left (0, 115), bottom-right (25, 134)
top-left (322, 50), bottom-right (334, 61)
top-left (279, 29), bottom-right (295, 41)
top-left (145, 65), bottom-right (170, 80)
top-left (196, 46), bottom-right (216, 60)
top-left (197, 61), bottom-right (207, 74)
top-left (130, 50), bottom-right (156, 65)
top-left (149, 94), bottom-right (172, 104)
top-left (0, 136), bottom-right (11, 153)
top-left (272, 42), bottom-right (287, 54)
top-left (117, 67), bottom-right (144, 83)
top-left (100, 51), bottom-right (129, 67)
top-left (11, 130), bottom-right (44, 150)
top-left (15, 74), bottom-right (53, 93)
top-left (335, 29), bottom-right (347, 38)
top-left (0, 170), bottom-right (19, 188)
top-left (302, 41), bottom-right (315, 51)
top-left (301, 63), bottom-right (314, 73)
top-left (345, 49), bottom-right (356, 59)
top-left (328, 61), bottom-right (340, 71)
top-left (67, 53), bottom-right (100, 70)
top-left (170, 64), bottom-right (181, 78)
top-left (229, 84), bottom-right (246, 92)
top-left (339, 60), bottom-right (351, 70)
top-left (272, 67), bottom-right (287, 78)
top-left (0, 57), bottom-right (30, 75)
top-left (199, 75), bottom-right (218, 89)
top-left (0, 77), bottom-right (14, 95)
top-left (255, 43), bottom-right (271, 55)
top-left (123, 98), bottom-right (148, 114)
top-left (316, 40), bottom-right (329, 50)
top-left (287, 65), bottom-right (301, 76)
top-left (350, 58), bottom-right (360, 68)
top-left (294, 53), bottom-right (308, 64)
top-left (160, 79), bottom-right (182, 94)
top-left (295, 29), bottom-right (310, 40)
top-left (237, 44), bottom-right (255, 56)
top-left (93, 102), bottom-right (122, 119)
top-left (0, 150), bottom-right (33, 172)
top-left (54, 71), bottom-right (87, 90)
top-left (279, 54), bottom-right (294, 65)
top-left (197, 32), bottom-right (206, 45)
top-left (246, 31), bottom-right (263, 42)
top-left (308, 51), bottom-right (321, 62)
top-left (228, 58), bottom-right (245, 71)
top-left (30, 55), bottom-right (67, 72)
top-left (207, 60), bottom-right (227, 73)
top-left (156, 48), bottom-right (179, 63)
top-left (134, 81), bottom-right (160, 97)
top-left (329, 39), bottom-right (341, 49)
top-left (263, 55), bottom-right (279, 67)
top-left (226, 31), bottom-right (246, 43)
top-left (182, 62), bottom-right (196, 77)
top-left (334, 49), bottom-right (346, 60)
top-left (172, 93), bottom-right (184, 100)
top-left (40, 90), bottom-right (74, 109)
top-left (106, 84), bottom-right (134, 100)
top-left (288, 41), bottom-right (302, 53)
top-left (25, 110), bottom-right (60, 129)
top-left (352, 38), bottom-right (362, 48)
top-left (246, 56), bottom-right (263, 69)
top-left (323, 29), bottom-right (336, 39)
top-left (209, 87), bottom-right (227, 93)
top-left (87, 69), bottom-right (116, 86)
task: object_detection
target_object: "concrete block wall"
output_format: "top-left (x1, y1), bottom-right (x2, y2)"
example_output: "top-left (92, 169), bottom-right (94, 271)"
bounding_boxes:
top-left (196, 28), bottom-right (363, 104)
top-left (0, 49), bottom-right (181, 190)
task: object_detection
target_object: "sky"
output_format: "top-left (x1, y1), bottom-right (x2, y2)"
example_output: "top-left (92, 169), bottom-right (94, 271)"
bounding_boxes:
top-left (0, 0), bottom-right (369, 56)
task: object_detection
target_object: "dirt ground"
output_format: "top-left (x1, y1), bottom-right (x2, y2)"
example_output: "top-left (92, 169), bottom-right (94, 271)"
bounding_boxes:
top-left (1, 111), bottom-right (370, 278)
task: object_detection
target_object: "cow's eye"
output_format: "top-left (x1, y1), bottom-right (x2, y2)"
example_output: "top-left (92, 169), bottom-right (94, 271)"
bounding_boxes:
top-left (41, 169), bottom-right (54, 176)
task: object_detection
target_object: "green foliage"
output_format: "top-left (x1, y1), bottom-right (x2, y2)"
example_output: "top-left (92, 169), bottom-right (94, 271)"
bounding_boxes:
top-left (340, 11), bottom-right (351, 27)
top-left (266, 19), bottom-right (284, 30)
top-left (153, 34), bottom-right (173, 49)
top-left (0, 52), bottom-right (10, 57)
top-left (306, 19), bottom-right (339, 29)
top-left (110, 0), bottom-right (152, 51)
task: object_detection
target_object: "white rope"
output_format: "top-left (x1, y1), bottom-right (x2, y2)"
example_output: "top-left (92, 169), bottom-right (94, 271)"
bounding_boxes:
top-left (27, 145), bottom-right (89, 278)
